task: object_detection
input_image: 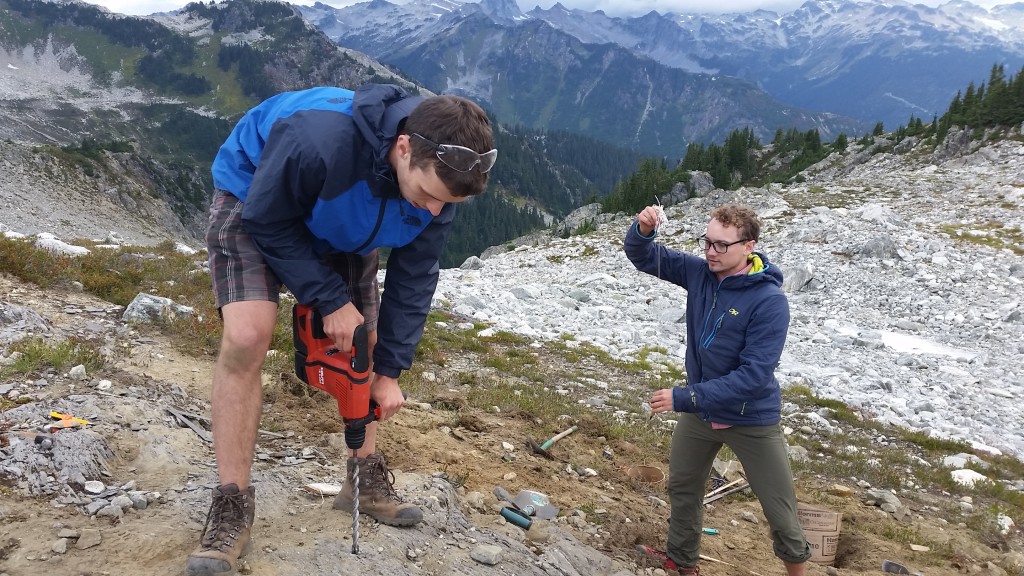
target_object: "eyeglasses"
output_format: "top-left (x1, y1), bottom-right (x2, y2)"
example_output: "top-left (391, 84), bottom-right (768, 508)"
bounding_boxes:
top-left (411, 133), bottom-right (497, 173)
top-left (697, 235), bottom-right (750, 253)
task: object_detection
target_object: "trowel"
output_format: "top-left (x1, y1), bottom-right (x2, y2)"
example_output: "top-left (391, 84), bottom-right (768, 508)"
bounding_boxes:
top-left (511, 490), bottom-right (558, 520)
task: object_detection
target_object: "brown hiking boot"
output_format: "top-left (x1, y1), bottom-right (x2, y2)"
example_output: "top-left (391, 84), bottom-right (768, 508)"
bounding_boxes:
top-left (186, 484), bottom-right (256, 576)
top-left (333, 452), bottom-right (423, 527)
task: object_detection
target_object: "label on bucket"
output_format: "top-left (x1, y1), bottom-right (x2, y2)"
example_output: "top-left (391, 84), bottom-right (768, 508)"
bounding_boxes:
top-left (796, 505), bottom-right (841, 532)
top-left (806, 532), bottom-right (840, 554)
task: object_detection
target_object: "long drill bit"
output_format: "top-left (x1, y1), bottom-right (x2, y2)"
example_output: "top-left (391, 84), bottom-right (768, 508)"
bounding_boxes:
top-left (351, 457), bottom-right (361, 554)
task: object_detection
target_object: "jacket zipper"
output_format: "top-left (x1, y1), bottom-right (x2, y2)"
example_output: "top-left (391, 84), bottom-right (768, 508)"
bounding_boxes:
top-left (353, 197), bottom-right (388, 254)
top-left (702, 313), bottom-right (726, 349)
top-left (698, 281), bottom-right (723, 349)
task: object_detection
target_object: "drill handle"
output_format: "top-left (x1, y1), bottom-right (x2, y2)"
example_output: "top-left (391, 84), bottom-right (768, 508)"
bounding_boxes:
top-left (344, 388), bottom-right (405, 432)
top-left (297, 303), bottom-right (369, 366)
top-left (345, 400), bottom-right (382, 430)
top-left (342, 390), bottom-right (406, 451)
top-left (351, 325), bottom-right (369, 373)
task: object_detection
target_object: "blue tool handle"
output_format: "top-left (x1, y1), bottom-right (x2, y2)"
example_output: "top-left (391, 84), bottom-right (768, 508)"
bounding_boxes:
top-left (500, 506), bottom-right (533, 529)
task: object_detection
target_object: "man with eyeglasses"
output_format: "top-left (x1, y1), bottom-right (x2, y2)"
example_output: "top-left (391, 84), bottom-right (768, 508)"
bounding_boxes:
top-left (625, 204), bottom-right (810, 576)
top-left (187, 84), bottom-right (496, 576)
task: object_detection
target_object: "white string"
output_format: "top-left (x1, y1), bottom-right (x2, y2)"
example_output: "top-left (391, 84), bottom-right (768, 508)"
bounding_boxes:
top-left (653, 196), bottom-right (666, 279)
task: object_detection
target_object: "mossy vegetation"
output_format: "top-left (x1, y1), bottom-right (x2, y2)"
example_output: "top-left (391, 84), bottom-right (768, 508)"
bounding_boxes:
top-left (940, 222), bottom-right (1024, 255)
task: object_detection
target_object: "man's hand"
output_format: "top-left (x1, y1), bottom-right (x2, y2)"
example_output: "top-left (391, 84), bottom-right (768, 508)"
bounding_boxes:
top-left (370, 374), bottom-right (404, 421)
top-left (636, 205), bottom-right (663, 236)
top-left (649, 388), bottom-right (675, 414)
top-left (323, 302), bottom-right (364, 352)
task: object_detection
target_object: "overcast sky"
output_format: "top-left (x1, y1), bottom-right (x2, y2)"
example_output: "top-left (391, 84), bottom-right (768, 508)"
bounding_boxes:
top-left (91, 0), bottom-right (1008, 18)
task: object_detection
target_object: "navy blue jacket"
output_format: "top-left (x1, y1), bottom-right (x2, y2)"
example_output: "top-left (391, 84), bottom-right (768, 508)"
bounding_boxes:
top-left (211, 84), bottom-right (453, 379)
top-left (624, 222), bottom-right (789, 426)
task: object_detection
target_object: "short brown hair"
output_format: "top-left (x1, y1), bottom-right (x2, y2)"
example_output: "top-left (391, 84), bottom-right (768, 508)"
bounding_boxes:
top-left (404, 95), bottom-right (493, 197)
top-left (710, 204), bottom-right (761, 242)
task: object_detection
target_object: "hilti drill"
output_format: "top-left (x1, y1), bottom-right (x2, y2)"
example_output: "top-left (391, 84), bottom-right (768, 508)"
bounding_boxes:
top-left (292, 303), bottom-right (378, 554)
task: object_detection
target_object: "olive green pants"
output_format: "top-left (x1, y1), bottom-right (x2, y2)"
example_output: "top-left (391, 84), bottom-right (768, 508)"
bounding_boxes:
top-left (666, 413), bottom-right (811, 567)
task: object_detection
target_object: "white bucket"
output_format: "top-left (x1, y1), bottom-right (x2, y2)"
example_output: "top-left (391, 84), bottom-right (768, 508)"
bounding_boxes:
top-left (797, 503), bottom-right (841, 565)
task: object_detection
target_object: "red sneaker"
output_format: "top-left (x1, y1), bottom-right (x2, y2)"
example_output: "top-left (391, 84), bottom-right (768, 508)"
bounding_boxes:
top-left (634, 545), bottom-right (701, 574)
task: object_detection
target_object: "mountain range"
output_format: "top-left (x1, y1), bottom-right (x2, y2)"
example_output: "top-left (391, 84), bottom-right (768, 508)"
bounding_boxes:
top-left (2, 0), bottom-right (1021, 258)
top-left (300, 0), bottom-right (1024, 150)
top-left (0, 0), bottom-right (647, 262)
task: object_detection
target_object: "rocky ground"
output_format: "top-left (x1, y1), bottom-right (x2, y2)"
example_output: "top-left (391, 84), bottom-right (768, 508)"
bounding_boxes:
top-left (434, 130), bottom-right (1024, 460)
top-left (1, 268), bottom-right (1021, 576)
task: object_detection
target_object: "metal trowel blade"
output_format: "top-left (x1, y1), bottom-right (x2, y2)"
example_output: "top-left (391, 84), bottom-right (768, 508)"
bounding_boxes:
top-left (512, 490), bottom-right (559, 519)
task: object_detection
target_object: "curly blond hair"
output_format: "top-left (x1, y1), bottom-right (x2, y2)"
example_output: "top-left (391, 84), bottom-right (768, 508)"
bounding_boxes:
top-left (710, 204), bottom-right (761, 242)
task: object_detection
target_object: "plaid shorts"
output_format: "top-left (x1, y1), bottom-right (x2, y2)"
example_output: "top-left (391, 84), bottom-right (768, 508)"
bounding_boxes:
top-left (206, 190), bottom-right (380, 330)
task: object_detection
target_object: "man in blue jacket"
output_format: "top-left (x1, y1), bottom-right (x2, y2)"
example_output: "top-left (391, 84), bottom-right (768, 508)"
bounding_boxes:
top-left (625, 204), bottom-right (810, 576)
top-left (187, 83), bottom-right (495, 576)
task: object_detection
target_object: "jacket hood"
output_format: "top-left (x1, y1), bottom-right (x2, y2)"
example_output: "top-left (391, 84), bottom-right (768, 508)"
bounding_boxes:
top-left (351, 84), bottom-right (425, 183)
top-left (755, 252), bottom-right (784, 287)
top-left (725, 251), bottom-right (783, 288)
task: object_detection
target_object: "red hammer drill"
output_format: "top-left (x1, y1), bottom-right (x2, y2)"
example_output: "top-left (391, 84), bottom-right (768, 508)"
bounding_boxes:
top-left (292, 303), bottom-right (378, 553)
top-left (292, 303), bottom-right (378, 449)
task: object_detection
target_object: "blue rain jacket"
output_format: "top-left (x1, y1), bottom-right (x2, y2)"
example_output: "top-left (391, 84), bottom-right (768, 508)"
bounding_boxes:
top-left (212, 84), bottom-right (453, 378)
top-left (624, 221), bottom-right (789, 426)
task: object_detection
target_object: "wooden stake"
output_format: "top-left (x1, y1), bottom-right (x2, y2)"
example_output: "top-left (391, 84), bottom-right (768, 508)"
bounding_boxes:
top-left (700, 554), bottom-right (767, 576)
top-left (703, 476), bottom-right (745, 498)
top-left (702, 483), bottom-right (751, 505)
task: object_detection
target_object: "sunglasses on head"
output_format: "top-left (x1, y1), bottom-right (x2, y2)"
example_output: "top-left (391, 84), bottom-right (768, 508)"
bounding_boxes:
top-left (411, 133), bottom-right (497, 174)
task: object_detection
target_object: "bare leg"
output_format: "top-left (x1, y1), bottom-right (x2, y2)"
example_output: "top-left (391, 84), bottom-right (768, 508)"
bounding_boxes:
top-left (213, 300), bottom-right (278, 488)
top-left (785, 561), bottom-right (807, 576)
top-left (353, 422), bottom-right (378, 457)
